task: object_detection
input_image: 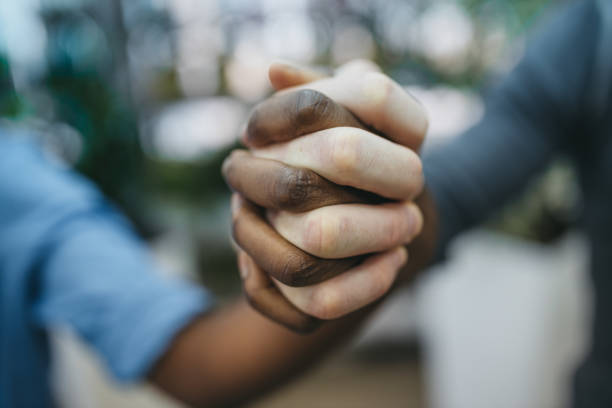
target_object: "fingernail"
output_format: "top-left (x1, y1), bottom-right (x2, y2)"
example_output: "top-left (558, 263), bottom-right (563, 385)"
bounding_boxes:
top-left (238, 253), bottom-right (250, 280)
top-left (222, 150), bottom-right (246, 178)
top-left (231, 194), bottom-right (241, 214)
top-left (395, 247), bottom-right (408, 267)
top-left (239, 123), bottom-right (248, 146)
top-left (221, 156), bottom-right (231, 178)
top-left (405, 202), bottom-right (423, 239)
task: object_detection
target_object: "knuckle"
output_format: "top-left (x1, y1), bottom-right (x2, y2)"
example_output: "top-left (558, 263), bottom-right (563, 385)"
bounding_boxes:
top-left (303, 212), bottom-right (339, 258)
top-left (363, 72), bottom-right (394, 109)
top-left (384, 211), bottom-right (407, 247)
top-left (273, 167), bottom-right (316, 210)
top-left (399, 155), bottom-right (424, 199)
top-left (330, 129), bottom-right (360, 173)
top-left (246, 106), bottom-right (266, 144)
top-left (303, 213), bottom-right (340, 257)
top-left (275, 253), bottom-right (319, 287)
top-left (222, 150), bottom-right (243, 181)
top-left (230, 216), bottom-right (243, 245)
top-left (372, 268), bottom-right (395, 300)
top-left (312, 287), bottom-right (343, 320)
top-left (302, 214), bottom-right (323, 256)
top-left (294, 89), bottom-right (332, 127)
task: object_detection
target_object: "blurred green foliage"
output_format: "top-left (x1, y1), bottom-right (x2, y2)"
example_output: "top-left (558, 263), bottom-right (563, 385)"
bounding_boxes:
top-left (2, 0), bottom-right (557, 216)
top-left (0, 0), bottom-right (573, 290)
top-left (0, 55), bottom-right (23, 118)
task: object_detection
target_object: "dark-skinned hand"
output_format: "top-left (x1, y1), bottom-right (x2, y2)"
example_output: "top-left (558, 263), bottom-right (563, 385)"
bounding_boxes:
top-left (223, 60), bottom-right (437, 332)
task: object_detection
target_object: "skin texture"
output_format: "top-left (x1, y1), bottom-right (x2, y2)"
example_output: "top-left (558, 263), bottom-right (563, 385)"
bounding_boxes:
top-left (223, 149), bottom-right (383, 213)
top-left (244, 88), bottom-right (366, 148)
top-left (252, 126), bottom-right (424, 200)
top-left (231, 195), bottom-right (365, 287)
top-left (269, 201), bottom-right (422, 259)
top-left (147, 61), bottom-right (438, 407)
top-left (274, 246), bottom-right (408, 320)
top-left (150, 296), bottom-right (380, 407)
top-left (269, 62), bottom-right (428, 150)
top-left (224, 61), bottom-right (437, 331)
top-left (225, 93), bottom-right (412, 327)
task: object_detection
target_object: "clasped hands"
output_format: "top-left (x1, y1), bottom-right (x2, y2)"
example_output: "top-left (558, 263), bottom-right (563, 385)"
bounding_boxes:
top-left (223, 60), bottom-right (431, 332)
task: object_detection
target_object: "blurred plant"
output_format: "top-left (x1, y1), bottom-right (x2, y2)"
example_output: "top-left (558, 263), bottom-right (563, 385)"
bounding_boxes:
top-left (0, 55), bottom-right (24, 118)
top-left (0, 0), bottom-right (573, 291)
top-left (37, 3), bottom-right (147, 230)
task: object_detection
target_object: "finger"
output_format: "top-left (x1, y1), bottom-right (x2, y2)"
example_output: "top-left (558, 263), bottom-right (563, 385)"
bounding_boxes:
top-left (238, 250), bottom-right (320, 333)
top-left (334, 58), bottom-right (381, 77)
top-left (231, 194), bottom-right (363, 286)
top-left (268, 59), bottom-right (380, 91)
top-left (244, 89), bottom-right (365, 148)
top-left (223, 150), bottom-right (383, 212)
top-left (269, 201), bottom-right (423, 259)
top-left (276, 246), bottom-right (407, 320)
top-left (281, 71), bottom-right (428, 150)
top-left (252, 127), bottom-right (424, 200)
top-left (268, 61), bottom-right (329, 90)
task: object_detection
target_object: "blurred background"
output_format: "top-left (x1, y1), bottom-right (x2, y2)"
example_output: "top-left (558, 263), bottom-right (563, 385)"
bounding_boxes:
top-left (0, 0), bottom-right (590, 407)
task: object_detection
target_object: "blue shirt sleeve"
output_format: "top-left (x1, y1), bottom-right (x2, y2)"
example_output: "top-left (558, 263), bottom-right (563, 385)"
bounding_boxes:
top-left (422, 0), bottom-right (600, 258)
top-left (0, 132), bottom-right (214, 383)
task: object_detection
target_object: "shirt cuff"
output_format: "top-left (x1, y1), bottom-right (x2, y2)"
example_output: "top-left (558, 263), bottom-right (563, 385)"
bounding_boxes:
top-left (110, 284), bottom-right (214, 382)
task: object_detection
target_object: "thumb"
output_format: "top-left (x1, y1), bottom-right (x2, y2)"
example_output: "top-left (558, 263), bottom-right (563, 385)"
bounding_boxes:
top-left (269, 59), bottom-right (382, 91)
top-left (268, 61), bottom-right (329, 90)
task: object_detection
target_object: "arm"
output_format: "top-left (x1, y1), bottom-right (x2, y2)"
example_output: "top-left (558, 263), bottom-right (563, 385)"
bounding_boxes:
top-left (152, 1), bottom-right (604, 400)
top-left (223, 0), bottom-right (600, 330)
top-left (424, 0), bottom-right (600, 257)
top-left (0, 135), bottom-right (390, 407)
top-left (149, 295), bottom-right (375, 407)
top-left (223, 64), bottom-right (429, 328)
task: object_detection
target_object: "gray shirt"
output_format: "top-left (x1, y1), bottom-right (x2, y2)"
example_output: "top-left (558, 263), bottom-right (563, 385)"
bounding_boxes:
top-left (424, 1), bottom-right (612, 406)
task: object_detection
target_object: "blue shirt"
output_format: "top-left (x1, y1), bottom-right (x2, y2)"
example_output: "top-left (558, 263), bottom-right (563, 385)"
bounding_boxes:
top-left (0, 130), bottom-right (213, 407)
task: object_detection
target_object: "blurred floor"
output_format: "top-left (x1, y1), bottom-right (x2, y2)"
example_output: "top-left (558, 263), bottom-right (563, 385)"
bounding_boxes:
top-left (50, 328), bottom-right (425, 408)
top-left (50, 229), bottom-right (590, 408)
top-left (250, 349), bottom-right (424, 408)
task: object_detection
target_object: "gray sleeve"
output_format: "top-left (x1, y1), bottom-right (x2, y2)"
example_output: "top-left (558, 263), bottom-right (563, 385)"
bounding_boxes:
top-left (423, 0), bottom-right (601, 258)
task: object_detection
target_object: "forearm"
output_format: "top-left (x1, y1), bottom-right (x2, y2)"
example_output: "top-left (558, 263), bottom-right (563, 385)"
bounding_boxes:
top-left (150, 190), bottom-right (435, 407)
top-left (416, 2), bottom-right (598, 256)
top-left (149, 297), bottom-right (375, 407)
